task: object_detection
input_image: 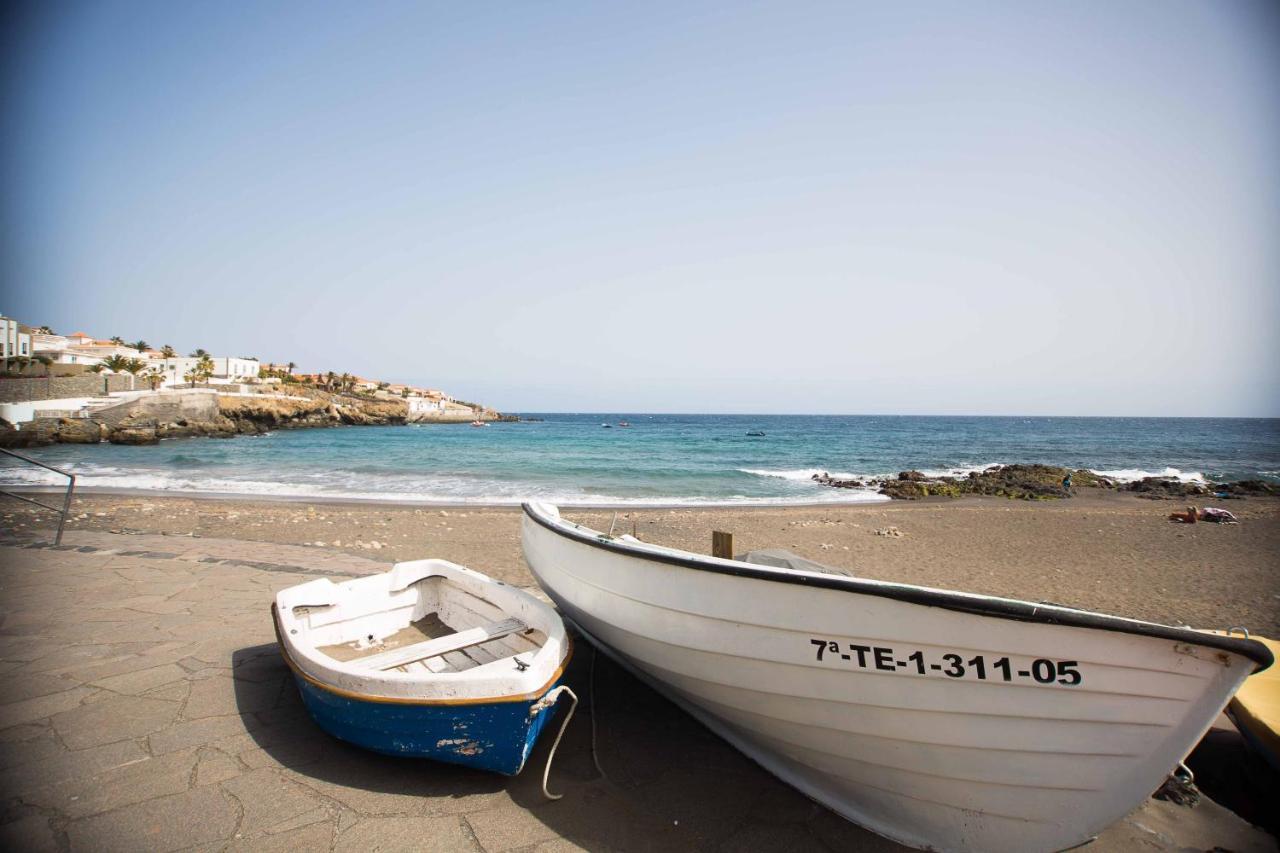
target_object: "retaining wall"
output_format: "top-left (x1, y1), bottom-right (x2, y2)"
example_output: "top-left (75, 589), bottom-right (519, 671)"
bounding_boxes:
top-left (0, 374), bottom-right (134, 403)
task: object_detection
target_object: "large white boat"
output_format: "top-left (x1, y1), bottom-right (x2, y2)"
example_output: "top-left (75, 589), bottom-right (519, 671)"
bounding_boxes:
top-left (520, 502), bottom-right (1271, 852)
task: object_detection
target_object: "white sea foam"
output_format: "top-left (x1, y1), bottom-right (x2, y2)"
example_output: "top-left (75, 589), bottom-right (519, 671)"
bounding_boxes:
top-left (1, 462), bottom-right (888, 507)
top-left (915, 463), bottom-right (1003, 480)
top-left (738, 468), bottom-right (863, 482)
top-left (1089, 467), bottom-right (1206, 484)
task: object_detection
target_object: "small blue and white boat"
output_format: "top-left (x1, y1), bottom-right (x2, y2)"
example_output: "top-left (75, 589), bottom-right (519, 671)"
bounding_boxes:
top-left (273, 558), bottom-right (573, 776)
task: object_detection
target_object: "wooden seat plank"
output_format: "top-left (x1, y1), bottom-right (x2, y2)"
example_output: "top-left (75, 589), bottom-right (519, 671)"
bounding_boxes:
top-left (356, 617), bottom-right (527, 671)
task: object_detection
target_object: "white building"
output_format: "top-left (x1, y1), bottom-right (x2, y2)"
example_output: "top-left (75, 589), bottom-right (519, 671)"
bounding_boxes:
top-left (1, 315), bottom-right (33, 362)
top-left (407, 396), bottom-right (446, 415)
top-left (155, 356), bottom-right (260, 386)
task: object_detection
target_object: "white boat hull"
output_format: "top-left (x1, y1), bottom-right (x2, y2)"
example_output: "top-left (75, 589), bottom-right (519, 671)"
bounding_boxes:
top-left (520, 502), bottom-right (1270, 852)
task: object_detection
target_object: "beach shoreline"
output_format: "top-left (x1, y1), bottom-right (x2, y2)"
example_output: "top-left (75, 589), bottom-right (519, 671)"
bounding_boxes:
top-left (5, 489), bottom-right (1278, 637)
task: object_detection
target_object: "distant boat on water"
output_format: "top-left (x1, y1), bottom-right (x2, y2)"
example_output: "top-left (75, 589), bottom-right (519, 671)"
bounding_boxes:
top-left (617, 421), bottom-right (631, 428)
top-left (471, 420), bottom-right (488, 427)
top-left (601, 423), bottom-right (612, 428)
top-left (746, 430), bottom-right (766, 437)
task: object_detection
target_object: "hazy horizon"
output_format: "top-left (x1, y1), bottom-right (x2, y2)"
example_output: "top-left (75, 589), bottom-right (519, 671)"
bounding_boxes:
top-left (4, 2), bottom-right (1278, 417)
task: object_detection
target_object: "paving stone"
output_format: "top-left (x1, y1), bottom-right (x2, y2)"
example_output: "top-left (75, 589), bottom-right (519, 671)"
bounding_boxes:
top-left (220, 768), bottom-right (326, 836)
top-left (149, 713), bottom-right (261, 755)
top-left (466, 804), bottom-right (561, 851)
top-left (185, 674), bottom-right (281, 719)
top-left (90, 663), bottom-right (189, 695)
top-left (50, 693), bottom-right (178, 749)
top-left (0, 736), bottom-right (148, 794)
top-left (716, 820), bottom-right (825, 852)
top-left (226, 818), bottom-right (333, 851)
top-left (335, 816), bottom-right (480, 853)
top-left (0, 686), bottom-right (97, 728)
top-left (2, 672), bottom-right (81, 704)
top-left (23, 747), bottom-right (198, 819)
top-left (0, 815), bottom-right (58, 853)
top-left (65, 784), bottom-right (239, 852)
top-left (194, 748), bottom-right (245, 786)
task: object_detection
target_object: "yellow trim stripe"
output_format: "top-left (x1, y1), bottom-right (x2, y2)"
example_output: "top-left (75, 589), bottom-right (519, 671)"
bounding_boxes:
top-left (271, 604), bottom-right (573, 707)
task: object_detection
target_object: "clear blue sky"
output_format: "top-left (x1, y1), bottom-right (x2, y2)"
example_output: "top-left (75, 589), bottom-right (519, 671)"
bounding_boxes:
top-left (3, 1), bottom-right (1277, 415)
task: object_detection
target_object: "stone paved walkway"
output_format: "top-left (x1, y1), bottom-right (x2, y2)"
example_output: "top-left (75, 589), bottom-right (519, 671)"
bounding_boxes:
top-left (0, 530), bottom-right (1273, 852)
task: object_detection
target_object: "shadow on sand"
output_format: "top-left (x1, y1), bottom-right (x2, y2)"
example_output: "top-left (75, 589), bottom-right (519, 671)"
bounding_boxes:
top-left (230, 635), bottom-right (899, 851)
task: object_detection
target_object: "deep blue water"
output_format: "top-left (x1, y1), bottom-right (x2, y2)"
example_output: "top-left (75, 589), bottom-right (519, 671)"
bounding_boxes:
top-left (4, 415), bottom-right (1278, 506)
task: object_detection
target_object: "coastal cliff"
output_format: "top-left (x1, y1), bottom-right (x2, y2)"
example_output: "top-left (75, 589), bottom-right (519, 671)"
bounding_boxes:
top-left (0, 388), bottom-right (423, 447)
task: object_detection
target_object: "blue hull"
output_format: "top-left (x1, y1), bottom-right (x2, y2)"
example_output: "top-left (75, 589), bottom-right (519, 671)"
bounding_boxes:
top-left (292, 674), bottom-right (565, 775)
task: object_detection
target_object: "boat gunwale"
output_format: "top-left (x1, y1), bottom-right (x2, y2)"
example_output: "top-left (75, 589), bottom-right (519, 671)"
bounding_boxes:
top-left (522, 502), bottom-right (1274, 670)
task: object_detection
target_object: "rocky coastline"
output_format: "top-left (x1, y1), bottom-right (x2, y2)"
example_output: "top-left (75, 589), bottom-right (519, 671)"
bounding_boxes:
top-left (0, 389), bottom-right (416, 448)
top-left (812, 463), bottom-right (1277, 501)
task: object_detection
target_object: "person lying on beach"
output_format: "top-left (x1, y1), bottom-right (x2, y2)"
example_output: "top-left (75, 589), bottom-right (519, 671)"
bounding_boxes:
top-left (1168, 506), bottom-right (1199, 524)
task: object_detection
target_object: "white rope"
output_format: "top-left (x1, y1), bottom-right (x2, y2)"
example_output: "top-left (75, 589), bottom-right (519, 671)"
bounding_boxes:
top-left (590, 643), bottom-right (606, 779)
top-left (535, 685), bottom-right (579, 801)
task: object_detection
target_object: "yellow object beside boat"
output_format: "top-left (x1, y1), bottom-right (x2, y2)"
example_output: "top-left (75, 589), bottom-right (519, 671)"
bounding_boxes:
top-left (1223, 634), bottom-right (1280, 770)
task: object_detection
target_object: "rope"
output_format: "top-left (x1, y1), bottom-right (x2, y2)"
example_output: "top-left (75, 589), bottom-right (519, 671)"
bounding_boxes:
top-left (535, 685), bottom-right (579, 801)
top-left (590, 643), bottom-right (606, 779)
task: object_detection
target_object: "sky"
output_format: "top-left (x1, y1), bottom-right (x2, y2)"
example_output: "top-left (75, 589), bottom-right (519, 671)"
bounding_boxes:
top-left (2, 1), bottom-right (1277, 416)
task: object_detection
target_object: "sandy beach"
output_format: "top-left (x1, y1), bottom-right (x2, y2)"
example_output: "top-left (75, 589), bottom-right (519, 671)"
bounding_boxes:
top-left (6, 489), bottom-right (1278, 636)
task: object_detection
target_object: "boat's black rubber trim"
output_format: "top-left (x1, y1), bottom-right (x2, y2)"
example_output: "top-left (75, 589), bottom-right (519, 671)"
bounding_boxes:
top-left (522, 503), bottom-right (1274, 671)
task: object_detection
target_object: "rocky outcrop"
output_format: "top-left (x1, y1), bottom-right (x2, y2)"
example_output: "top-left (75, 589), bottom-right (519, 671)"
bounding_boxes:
top-left (108, 415), bottom-right (159, 445)
top-left (54, 418), bottom-right (106, 444)
top-left (818, 464), bottom-right (1121, 501)
top-left (1211, 479), bottom-right (1279, 497)
top-left (1120, 477), bottom-right (1211, 500)
top-left (216, 394), bottom-right (408, 431)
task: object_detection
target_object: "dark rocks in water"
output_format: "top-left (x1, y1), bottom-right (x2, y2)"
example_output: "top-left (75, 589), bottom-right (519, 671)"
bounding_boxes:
top-left (1121, 477), bottom-right (1210, 500)
top-left (1211, 480), bottom-right (1278, 498)
top-left (811, 473), bottom-right (864, 489)
top-left (879, 480), bottom-right (956, 500)
top-left (864, 464), bottom-right (1114, 501)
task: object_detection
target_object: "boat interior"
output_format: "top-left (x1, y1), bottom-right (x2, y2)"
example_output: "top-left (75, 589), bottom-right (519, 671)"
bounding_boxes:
top-left (297, 575), bottom-right (547, 676)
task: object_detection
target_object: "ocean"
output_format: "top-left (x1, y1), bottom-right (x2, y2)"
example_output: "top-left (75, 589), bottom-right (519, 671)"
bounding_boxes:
top-left (3, 415), bottom-right (1278, 506)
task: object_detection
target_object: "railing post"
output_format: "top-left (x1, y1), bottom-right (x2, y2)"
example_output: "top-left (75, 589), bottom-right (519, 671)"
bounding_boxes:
top-left (55, 473), bottom-right (75, 546)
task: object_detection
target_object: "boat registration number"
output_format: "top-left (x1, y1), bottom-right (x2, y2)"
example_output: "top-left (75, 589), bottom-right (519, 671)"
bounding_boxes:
top-left (808, 638), bottom-right (1082, 686)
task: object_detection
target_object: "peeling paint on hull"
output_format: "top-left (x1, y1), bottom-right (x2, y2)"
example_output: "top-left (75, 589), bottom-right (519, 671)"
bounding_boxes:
top-left (292, 674), bottom-right (565, 775)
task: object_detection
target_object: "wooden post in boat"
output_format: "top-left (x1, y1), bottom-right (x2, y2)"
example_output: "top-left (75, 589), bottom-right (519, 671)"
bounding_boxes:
top-left (712, 530), bottom-right (734, 559)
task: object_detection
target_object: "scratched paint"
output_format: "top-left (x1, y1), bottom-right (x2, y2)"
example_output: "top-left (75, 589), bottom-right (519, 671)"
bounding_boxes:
top-left (291, 673), bottom-right (566, 775)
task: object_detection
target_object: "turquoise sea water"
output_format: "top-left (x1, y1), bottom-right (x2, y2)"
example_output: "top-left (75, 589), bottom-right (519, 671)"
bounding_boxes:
top-left (4, 415), bottom-right (1278, 506)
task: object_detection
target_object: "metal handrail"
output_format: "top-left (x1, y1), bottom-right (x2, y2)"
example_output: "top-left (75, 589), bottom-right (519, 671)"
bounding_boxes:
top-left (0, 447), bottom-right (76, 545)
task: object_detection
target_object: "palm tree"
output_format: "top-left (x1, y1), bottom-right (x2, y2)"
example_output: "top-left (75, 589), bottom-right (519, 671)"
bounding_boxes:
top-left (123, 358), bottom-right (147, 376)
top-left (131, 340), bottom-right (149, 352)
top-left (101, 354), bottom-right (134, 373)
top-left (160, 345), bottom-right (176, 358)
top-left (287, 361), bottom-right (296, 375)
top-left (33, 354), bottom-right (53, 376)
top-left (87, 364), bottom-right (105, 374)
top-left (110, 336), bottom-right (125, 345)
top-left (189, 348), bottom-right (210, 358)
top-left (196, 354), bottom-right (215, 385)
top-left (142, 367), bottom-right (165, 391)
top-left (37, 325), bottom-right (53, 335)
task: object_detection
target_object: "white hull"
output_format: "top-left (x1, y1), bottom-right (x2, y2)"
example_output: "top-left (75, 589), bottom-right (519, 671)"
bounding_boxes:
top-left (520, 503), bottom-right (1270, 852)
